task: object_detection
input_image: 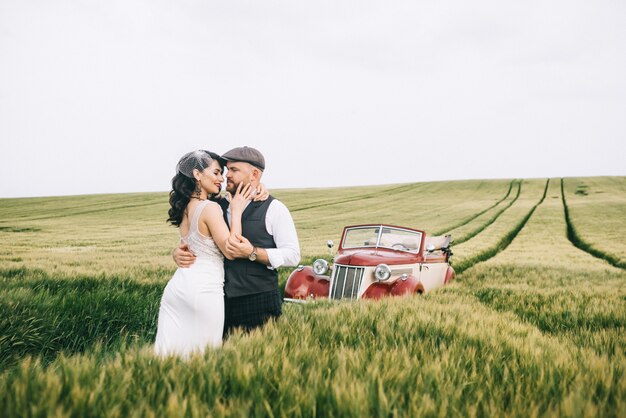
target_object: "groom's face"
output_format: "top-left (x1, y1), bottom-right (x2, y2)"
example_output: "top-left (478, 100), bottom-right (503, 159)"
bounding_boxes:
top-left (225, 161), bottom-right (254, 194)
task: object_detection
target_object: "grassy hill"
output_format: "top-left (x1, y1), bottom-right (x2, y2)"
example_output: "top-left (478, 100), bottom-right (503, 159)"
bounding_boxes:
top-left (0, 177), bottom-right (625, 417)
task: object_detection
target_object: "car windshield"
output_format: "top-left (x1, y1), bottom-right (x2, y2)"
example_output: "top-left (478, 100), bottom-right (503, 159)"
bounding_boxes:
top-left (342, 226), bottom-right (422, 253)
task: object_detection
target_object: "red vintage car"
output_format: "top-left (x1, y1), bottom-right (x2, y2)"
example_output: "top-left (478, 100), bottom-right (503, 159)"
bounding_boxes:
top-left (284, 224), bottom-right (455, 302)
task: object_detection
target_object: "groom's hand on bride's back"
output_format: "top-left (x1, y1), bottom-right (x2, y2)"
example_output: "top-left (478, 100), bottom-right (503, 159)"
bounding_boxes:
top-left (253, 183), bottom-right (270, 201)
top-left (173, 242), bottom-right (196, 268)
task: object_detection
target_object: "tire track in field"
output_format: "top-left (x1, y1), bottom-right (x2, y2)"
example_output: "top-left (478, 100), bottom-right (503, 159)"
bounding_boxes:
top-left (455, 179), bottom-right (550, 275)
top-left (560, 178), bottom-right (626, 270)
top-left (442, 180), bottom-right (521, 244)
top-left (289, 182), bottom-right (423, 212)
top-left (433, 180), bottom-right (516, 236)
top-left (5, 201), bottom-right (167, 222)
top-left (0, 194), bottom-right (166, 222)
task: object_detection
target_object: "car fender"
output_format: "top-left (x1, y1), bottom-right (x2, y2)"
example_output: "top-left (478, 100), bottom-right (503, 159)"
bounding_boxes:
top-left (361, 282), bottom-right (391, 300)
top-left (362, 275), bottom-right (425, 299)
top-left (391, 275), bottom-right (424, 296)
top-left (284, 266), bottom-right (330, 300)
top-left (444, 266), bottom-right (455, 284)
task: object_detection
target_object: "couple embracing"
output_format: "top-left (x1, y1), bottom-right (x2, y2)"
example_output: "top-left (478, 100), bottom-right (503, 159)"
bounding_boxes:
top-left (154, 146), bottom-right (300, 357)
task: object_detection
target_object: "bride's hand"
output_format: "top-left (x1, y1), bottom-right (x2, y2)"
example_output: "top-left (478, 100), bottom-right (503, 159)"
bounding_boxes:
top-left (230, 182), bottom-right (252, 212)
top-left (253, 183), bottom-right (269, 201)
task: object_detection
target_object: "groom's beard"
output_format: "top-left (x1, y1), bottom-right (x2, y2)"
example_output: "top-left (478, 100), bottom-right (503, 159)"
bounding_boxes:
top-left (226, 180), bottom-right (240, 195)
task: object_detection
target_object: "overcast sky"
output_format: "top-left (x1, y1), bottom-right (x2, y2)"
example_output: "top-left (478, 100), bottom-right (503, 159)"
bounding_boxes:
top-left (1, 0), bottom-right (625, 198)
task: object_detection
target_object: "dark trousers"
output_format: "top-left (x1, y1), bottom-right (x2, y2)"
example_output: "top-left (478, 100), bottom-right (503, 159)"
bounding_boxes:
top-left (223, 289), bottom-right (282, 336)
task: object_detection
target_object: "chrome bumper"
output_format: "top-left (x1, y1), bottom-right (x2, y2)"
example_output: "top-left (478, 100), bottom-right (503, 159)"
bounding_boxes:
top-left (283, 297), bottom-right (309, 304)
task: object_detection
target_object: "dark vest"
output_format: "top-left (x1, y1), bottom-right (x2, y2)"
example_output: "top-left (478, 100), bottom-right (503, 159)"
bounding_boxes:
top-left (219, 196), bottom-right (278, 298)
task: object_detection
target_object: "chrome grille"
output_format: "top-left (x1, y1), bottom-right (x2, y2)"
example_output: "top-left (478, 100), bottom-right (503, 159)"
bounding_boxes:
top-left (330, 265), bottom-right (365, 300)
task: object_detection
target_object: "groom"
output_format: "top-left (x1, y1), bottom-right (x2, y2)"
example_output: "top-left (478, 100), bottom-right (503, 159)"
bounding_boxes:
top-left (173, 146), bottom-right (300, 334)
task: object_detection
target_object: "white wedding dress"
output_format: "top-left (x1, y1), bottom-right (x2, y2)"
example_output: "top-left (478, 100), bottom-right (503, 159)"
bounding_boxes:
top-left (154, 200), bottom-right (225, 357)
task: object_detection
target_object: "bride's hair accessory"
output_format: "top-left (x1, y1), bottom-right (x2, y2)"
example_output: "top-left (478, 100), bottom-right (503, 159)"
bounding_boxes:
top-left (176, 150), bottom-right (214, 178)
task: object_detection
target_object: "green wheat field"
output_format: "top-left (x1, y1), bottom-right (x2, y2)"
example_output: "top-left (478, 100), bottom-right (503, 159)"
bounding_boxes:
top-left (1, 177), bottom-right (625, 417)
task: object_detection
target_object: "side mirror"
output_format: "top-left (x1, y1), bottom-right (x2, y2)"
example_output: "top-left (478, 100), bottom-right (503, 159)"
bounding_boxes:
top-left (327, 240), bottom-right (334, 249)
top-left (426, 244), bottom-right (435, 252)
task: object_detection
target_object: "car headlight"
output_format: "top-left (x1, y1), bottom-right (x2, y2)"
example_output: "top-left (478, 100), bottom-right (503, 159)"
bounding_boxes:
top-left (312, 259), bottom-right (329, 275)
top-left (374, 264), bottom-right (391, 281)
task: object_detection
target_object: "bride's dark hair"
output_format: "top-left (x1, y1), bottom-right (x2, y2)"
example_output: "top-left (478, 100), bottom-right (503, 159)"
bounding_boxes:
top-left (167, 150), bottom-right (223, 226)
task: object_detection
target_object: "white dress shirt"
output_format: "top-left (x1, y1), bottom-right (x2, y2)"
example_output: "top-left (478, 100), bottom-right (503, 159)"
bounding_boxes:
top-left (226, 199), bottom-right (301, 269)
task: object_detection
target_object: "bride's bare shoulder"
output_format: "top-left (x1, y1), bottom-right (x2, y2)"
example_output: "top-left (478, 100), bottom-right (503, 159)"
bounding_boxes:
top-left (200, 200), bottom-right (224, 217)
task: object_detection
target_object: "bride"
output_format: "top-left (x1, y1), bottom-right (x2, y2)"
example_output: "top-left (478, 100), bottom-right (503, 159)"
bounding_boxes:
top-left (154, 150), bottom-right (252, 357)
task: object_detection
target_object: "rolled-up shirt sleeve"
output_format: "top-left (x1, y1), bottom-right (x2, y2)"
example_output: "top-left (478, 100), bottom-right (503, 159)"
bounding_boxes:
top-left (265, 200), bottom-right (300, 269)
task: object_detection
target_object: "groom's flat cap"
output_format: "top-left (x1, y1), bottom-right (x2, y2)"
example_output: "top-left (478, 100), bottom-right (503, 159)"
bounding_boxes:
top-left (220, 146), bottom-right (265, 170)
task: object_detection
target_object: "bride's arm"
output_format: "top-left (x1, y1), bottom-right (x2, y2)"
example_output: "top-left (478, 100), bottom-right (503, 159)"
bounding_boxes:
top-left (204, 184), bottom-right (252, 260)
